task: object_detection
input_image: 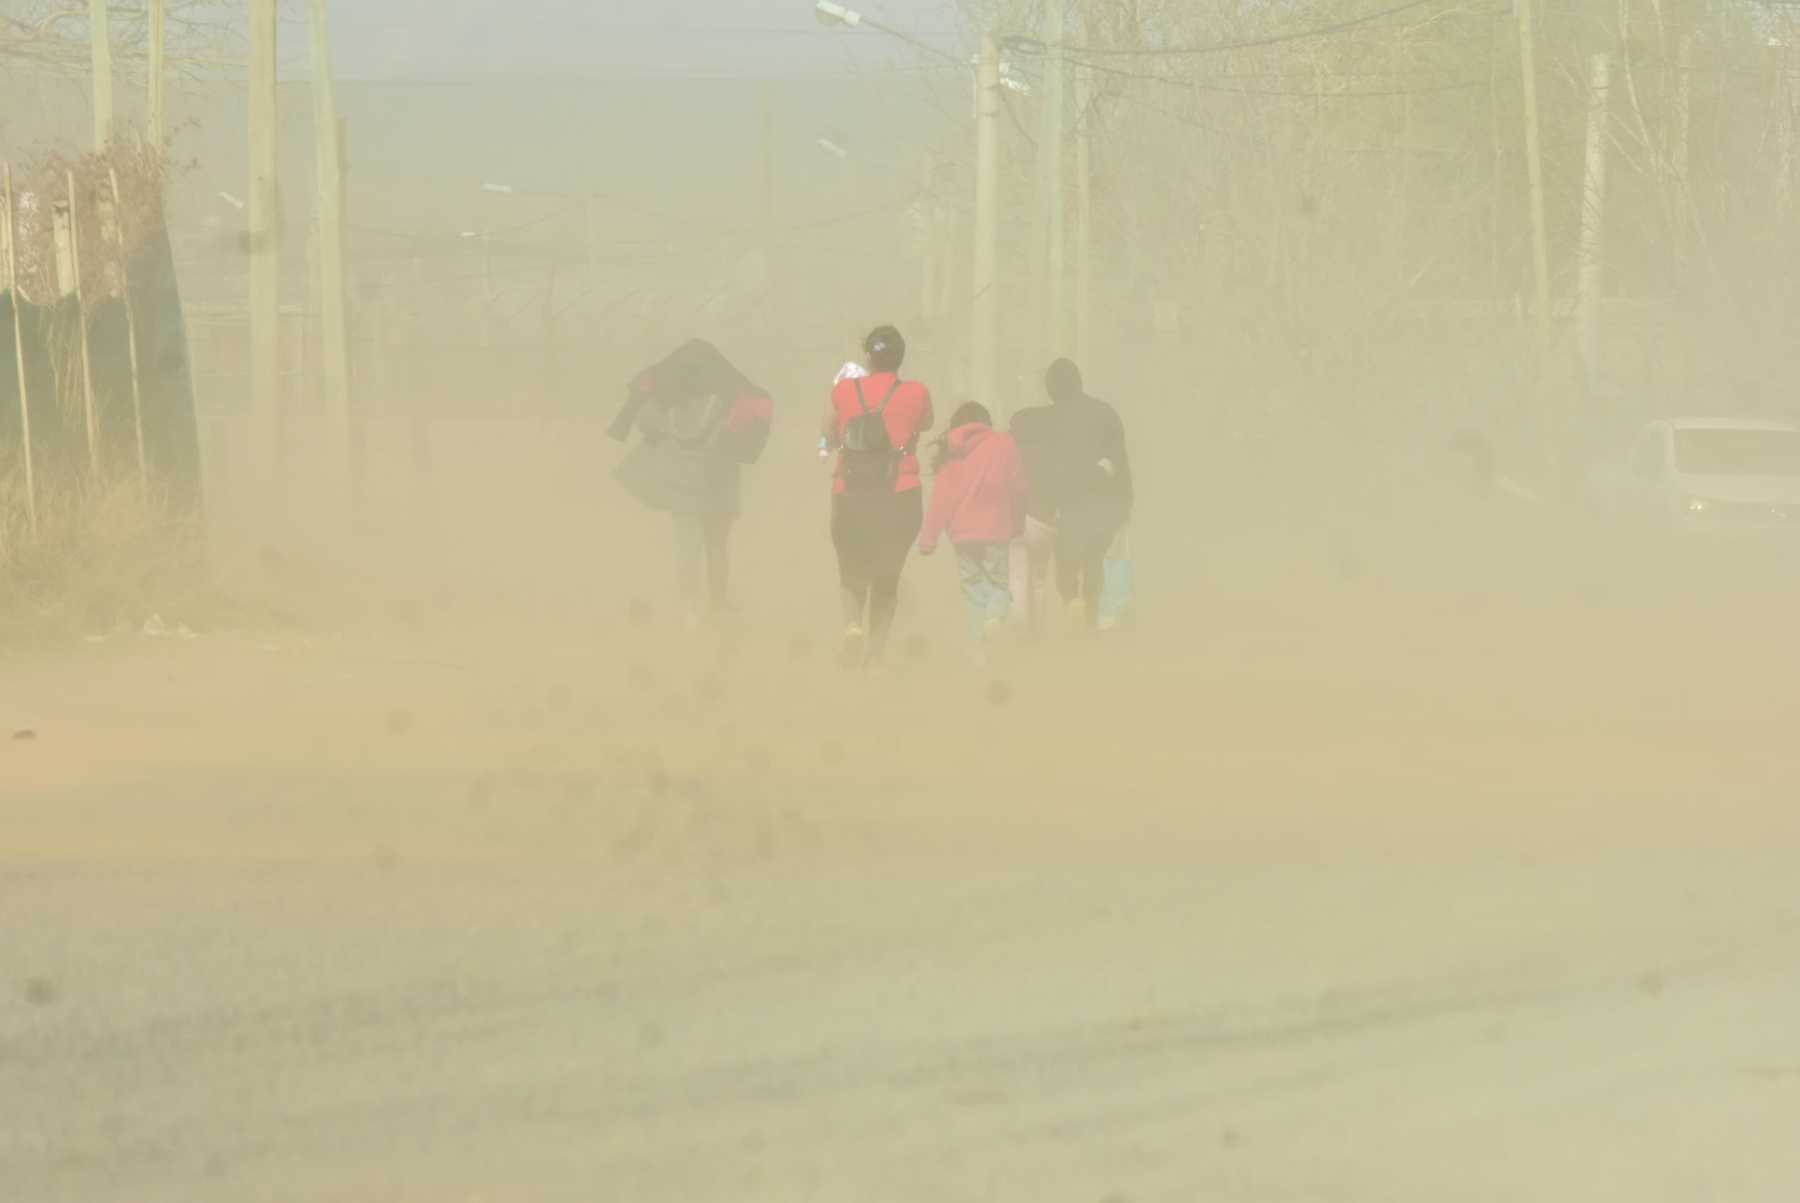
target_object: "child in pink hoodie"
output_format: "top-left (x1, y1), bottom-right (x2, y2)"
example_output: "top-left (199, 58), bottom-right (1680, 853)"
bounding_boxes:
top-left (918, 403), bottom-right (1030, 650)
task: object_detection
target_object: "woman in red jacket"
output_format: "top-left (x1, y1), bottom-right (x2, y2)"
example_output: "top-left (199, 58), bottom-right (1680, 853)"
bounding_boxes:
top-left (823, 325), bottom-right (934, 664)
top-left (918, 402), bottom-right (1029, 654)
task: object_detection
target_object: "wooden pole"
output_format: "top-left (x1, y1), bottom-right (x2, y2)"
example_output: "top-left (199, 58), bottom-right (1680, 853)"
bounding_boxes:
top-left (4, 165), bottom-right (38, 538)
top-left (65, 173), bottom-right (102, 478)
top-left (148, 0), bottom-right (166, 149)
top-left (249, 0), bottom-right (281, 518)
top-left (89, 0), bottom-right (114, 148)
top-left (1515, 0), bottom-right (1553, 386)
top-left (309, 0), bottom-right (352, 509)
top-left (1073, 0), bottom-right (1094, 370)
top-left (973, 31), bottom-right (1000, 414)
top-left (1576, 52), bottom-right (1611, 394)
top-left (1044, 0), bottom-right (1067, 360)
top-left (1029, 2), bottom-right (1065, 368)
top-left (108, 168), bottom-right (149, 502)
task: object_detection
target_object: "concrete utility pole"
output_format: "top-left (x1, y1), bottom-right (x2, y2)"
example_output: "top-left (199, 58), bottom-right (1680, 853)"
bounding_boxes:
top-left (310, 0), bottom-right (352, 510)
top-left (1044, 0), bottom-right (1067, 361)
top-left (1576, 52), bottom-right (1611, 393)
top-left (89, 0), bottom-right (114, 148)
top-left (1515, 0), bottom-right (1553, 385)
top-left (1073, 0), bottom-right (1094, 369)
top-left (148, 0), bottom-right (166, 148)
top-left (249, 0), bottom-right (281, 517)
top-left (973, 31), bottom-right (1001, 414)
top-left (1031, 0), bottom-right (1066, 366)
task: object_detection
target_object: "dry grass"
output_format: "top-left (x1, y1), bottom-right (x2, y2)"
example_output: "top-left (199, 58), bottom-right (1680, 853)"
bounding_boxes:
top-left (0, 470), bottom-right (211, 647)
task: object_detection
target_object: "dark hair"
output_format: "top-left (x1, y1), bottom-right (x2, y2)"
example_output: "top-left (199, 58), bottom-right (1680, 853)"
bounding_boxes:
top-left (863, 325), bottom-right (906, 374)
top-left (930, 401), bottom-right (993, 472)
top-left (948, 401), bottom-right (992, 429)
top-left (1045, 357), bottom-right (1085, 404)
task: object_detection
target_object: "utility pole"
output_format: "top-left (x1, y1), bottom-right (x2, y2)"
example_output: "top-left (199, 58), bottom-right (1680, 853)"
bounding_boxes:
top-left (89, 0), bottom-right (114, 148)
top-left (1044, 0), bottom-right (1067, 360)
top-left (1073, 0), bottom-right (1094, 369)
top-left (1515, 0), bottom-right (1553, 395)
top-left (148, 0), bottom-right (166, 149)
top-left (249, 0), bottom-right (281, 519)
top-left (1512, 0), bottom-right (1555, 356)
top-left (1576, 52), bottom-right (1611, 395)
top-left (1031, 0), bottom-right (1066, 366)
top-left (973, 31), bottom-right (1000, 414)
top-left (309, 0), bottom-right (352, 513)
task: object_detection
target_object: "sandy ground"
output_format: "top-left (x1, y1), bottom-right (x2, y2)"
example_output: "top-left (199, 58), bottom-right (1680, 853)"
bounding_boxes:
top-left (5, 521), bottom-right (1800, 1202)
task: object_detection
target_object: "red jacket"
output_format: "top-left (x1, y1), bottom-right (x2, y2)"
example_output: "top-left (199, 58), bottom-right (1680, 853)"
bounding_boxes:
top-left (826, 372), bottom-right (934, 494)
top-left (919, 423), bottom-right (1029, 553)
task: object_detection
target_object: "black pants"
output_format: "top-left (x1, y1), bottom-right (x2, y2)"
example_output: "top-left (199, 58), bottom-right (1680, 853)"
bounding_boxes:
top-left (1055, 542), bottom-right (1106, 621)
top-left (1055, 502), bottom-right (1123, 624)
top-left (831, 488), bottom-right (924, 654)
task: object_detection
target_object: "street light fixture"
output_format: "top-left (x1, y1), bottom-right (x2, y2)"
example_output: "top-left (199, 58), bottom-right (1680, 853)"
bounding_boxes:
top-left (811, 0), bottom-right (964, 66)
top-left (814, 2), bottom-right (861, 28)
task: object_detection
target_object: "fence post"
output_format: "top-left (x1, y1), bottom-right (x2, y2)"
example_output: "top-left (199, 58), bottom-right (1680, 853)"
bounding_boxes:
top-left (4, 164), bottom-right (38, 538)
top-left (60, 174), bottom-right (101, 478)
top-left (108, 167), bottom-right (149, 502)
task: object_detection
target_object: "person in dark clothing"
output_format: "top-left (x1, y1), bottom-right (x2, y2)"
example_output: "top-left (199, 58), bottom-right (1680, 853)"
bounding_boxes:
top-left (1010, 358), bottom-right (1133, 626)
top-left (822, 325), bottom-right (935, 664)
top-left (610, 339), bottom-right (772, 623)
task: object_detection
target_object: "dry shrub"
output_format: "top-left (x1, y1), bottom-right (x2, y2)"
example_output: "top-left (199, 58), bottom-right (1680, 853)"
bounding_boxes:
top-left (7, 142), bottom-right (168, 309)
top-left (0, 468), bottom-right (206, 646)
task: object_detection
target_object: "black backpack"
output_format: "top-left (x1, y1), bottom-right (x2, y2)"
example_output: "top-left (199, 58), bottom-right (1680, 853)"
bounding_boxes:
top-left (841, 377), bottom-right (903, 491)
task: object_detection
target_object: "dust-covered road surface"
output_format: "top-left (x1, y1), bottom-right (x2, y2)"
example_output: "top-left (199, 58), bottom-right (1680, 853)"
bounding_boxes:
top-left (5, 561), bottom-right (1800, 1202)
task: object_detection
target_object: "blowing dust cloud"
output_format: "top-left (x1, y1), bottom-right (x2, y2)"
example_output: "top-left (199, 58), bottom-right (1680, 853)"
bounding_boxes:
top-left (4, 2), bottom-right (1800, 1199)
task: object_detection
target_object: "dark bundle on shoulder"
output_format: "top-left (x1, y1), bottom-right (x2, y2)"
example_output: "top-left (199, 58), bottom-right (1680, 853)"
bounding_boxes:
top-left (609, 339), bottom-right (772, 465)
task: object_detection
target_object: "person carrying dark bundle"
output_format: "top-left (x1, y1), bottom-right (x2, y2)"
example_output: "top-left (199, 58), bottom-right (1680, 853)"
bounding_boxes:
top-left (610, 339), bottom-right (773, 624)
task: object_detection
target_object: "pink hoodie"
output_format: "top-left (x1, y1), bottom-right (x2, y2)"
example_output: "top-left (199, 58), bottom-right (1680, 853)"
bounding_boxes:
top-left (919, 423), bottom-right (1030, 553)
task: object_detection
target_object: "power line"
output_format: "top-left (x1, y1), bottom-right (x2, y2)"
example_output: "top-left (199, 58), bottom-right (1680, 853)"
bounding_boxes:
top-left (1056, 0), bottom-right (1452, 58)
top-left (1069, 51), bottom-right (1486, 99)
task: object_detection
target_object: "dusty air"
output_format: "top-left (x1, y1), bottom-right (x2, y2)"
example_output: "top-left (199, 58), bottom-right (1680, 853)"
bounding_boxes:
top-left (4, 1), bottom-right (1800, 1199)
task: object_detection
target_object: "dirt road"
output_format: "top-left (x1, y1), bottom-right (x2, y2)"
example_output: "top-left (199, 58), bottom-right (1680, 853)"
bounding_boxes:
top-left (5, 568), bottom-right (1799, 1201)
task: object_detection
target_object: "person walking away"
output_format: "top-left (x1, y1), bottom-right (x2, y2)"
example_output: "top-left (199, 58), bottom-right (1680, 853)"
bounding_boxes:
top-left (917, 402), bottom-right (1028, 662)
top-left (610, 339), bottom-right (773, 624)
top-left (1012, 358), bottom-right (1133, 627)
top-left (823, 325), bottom-right (934, 664)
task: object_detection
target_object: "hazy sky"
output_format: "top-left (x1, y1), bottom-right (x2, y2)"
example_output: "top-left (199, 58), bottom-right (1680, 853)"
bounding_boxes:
top-left (328, 0), bottom-right (973, 81)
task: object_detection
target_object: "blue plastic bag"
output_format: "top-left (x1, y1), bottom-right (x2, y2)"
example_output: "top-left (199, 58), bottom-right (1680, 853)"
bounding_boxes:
top-left (1098, 527), bottom-right (1135, 630)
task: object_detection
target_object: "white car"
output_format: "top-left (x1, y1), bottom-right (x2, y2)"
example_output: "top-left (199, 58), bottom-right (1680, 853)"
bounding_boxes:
top-left (1618, 418), bottom-right (1800, 533)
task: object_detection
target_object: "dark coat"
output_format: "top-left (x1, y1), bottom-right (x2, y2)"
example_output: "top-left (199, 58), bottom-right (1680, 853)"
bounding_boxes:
top-left (1010, 394), bottom-right (1133, 541)
top-left (610, 340), bottom-right (768, 517)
